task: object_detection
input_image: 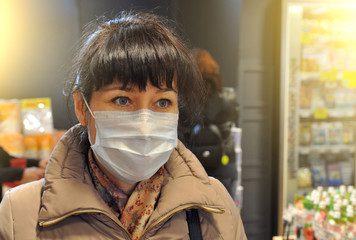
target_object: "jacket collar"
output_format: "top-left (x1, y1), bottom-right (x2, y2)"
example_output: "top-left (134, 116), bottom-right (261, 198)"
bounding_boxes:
top-left (39, 124), bottom-right (225, 226)
top-left (38, 125), bottom-right (113, 224)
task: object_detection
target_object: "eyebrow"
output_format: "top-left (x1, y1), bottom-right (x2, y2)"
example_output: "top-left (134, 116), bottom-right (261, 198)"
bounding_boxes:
top-left (157, 88), bottom-right (178, 93)
top-left (101, 85), bottom-right (133, 92)
top-left (101, 85), bottom-right (177, 93)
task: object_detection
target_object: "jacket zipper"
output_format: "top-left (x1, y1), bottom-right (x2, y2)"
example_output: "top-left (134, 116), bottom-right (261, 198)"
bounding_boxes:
top-left (39, 204), bottom-right (224, 239)
top-left (39, 209), bottom-right (132, 238)
top-left (138, 204), bottom-right (224, 240)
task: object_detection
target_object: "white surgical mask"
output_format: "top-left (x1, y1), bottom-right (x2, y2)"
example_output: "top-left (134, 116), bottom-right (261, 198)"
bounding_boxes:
top-left (82, 96), bottom-right (178, 184)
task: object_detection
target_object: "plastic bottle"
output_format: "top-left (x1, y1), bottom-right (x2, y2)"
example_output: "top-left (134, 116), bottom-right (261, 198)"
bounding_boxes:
top-left (303, 198), bottom-right (315, 223)
top-left (342, 198), bottom-right (350, 216)
top-left (345, 205), bottom-right (356, 238)
top-left (327, 203), bottom-right (341, 237)
top-left (347, 185), bottom-right (354, 198)
top-left (332, 208), bottom-right (346, 239)
top-left (314, 200), bottom-right (329, 238)
top-left (324, 197), bottom-right (331, 211)
top-left (339, 185), bottom-right (347, 199)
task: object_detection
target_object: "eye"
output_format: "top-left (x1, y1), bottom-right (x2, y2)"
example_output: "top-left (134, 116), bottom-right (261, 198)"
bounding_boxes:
top-left (113, 96), bottom-right (130, 106)
top-left (156, 99), bottom-right (171, 108)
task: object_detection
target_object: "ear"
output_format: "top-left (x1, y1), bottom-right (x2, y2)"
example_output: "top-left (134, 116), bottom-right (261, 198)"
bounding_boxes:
top-left (73, 92), bottom-right (88, 126)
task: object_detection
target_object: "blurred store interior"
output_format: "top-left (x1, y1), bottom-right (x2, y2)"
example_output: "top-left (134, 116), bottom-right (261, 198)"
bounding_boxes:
top-left (5, 0), bottom-right (356, 239)
top-left (3, 1), bottom-right (278, 239)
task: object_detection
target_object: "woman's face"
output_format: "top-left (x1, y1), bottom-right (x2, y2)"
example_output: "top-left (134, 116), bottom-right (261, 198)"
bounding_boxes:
top-left (75, 80), bottom-right (178, 144)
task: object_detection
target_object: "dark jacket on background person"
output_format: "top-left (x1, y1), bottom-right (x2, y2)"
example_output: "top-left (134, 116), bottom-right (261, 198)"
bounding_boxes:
top-left (0, 146), bottom-right (40, 182)
top-left (0, 146), bottom-right (40, 199)
top-left (0, 125), bottom-right (246, 239)
top-left (189, 90), bottom-right (239, 198)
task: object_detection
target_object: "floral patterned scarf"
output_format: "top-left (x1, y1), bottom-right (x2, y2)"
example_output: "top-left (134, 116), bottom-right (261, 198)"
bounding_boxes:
top-left (88, 150), bottom-right (164, 240)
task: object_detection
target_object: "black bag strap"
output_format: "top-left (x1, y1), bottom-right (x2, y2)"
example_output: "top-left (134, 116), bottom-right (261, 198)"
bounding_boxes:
top-left (186, 209), bottom-right (203, 240)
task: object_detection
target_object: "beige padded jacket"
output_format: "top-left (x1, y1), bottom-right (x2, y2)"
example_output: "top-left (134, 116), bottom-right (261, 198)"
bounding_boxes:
top-left (0, 125), bottom-right (247, 240)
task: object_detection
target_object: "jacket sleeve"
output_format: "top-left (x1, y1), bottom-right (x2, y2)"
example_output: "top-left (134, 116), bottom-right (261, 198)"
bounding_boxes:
top-left (0, 180), bottom-right (43, 240)
top-left (26, 158), bottom-right (40, 167)
top-left (0, 146), bottom-right (13, 167)
top-left (0, 167), bottom-right (24, 182)
top-left (0, 146), bottom-right (39, 168)
top-left (209, 177), bottom-right (247, 240)
top-left (0, 190), bottom-right (14, 240)
top-left (0, 146), bottom-right (40, 182)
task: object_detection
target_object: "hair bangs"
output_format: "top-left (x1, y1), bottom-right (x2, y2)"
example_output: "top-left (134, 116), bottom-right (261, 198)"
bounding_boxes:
top-left (86, 20), bottom-right (185, 92)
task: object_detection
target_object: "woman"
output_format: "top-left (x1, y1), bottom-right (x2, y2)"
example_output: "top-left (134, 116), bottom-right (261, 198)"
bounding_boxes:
top-left (189, 49), bottom-right (239, 198)
top-left (0, 12), bottom-right (246, 239)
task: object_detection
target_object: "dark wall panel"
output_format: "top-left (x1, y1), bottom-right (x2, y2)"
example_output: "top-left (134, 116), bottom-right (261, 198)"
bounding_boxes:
top-left (0, 0), bottom-right (80, 130)
top-left (175, 0), bottom-right (241, 88)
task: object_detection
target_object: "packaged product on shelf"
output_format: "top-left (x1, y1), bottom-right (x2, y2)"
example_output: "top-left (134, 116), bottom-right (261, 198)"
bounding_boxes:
top-left (344, 88), bottom-right (356, 117)
top-left (0, 99), bottom-right (21, 134)
top-left (314, 199), bottom-right (328, 226)
top-left (311, 88), bottom-right (325, 110)
top-left (299, 85), bottom-right (313, 109)
top-left (21, 98), bottom-right (54, 136)
top-left (24, 136), bottom-right (39, 159)
top-left (324, 86), bottom-right (336, 110)
top-left (297, 168), bottom-right (312, 188)
top-left (326, 163), bottom-right (342, 187)
top-left (301, 47), bottom-right (320, 73)
top-left (313, 200), bottom-right (331, 239)
top-left (312, 122), bottom-right (327, 147)
top-left (289, 185), bottom-right (356, 239)
top-left (327, 122), bottom-right (343, 146)
top-left (37, 134), bottom-right (52, 160)
top-left (334, 87), bottom-right (346, 111)
top-left (345, 205), bottom-right (356, 238)
top-left (339, 160), bottom-right (354, 186)
top-left (310, 158), bottom-right (327, 188)
top-left (299, 122), bottom-right (312, 146)
top-left (326, 204), bottom-right (346, 239)
top-left (0, 133), bottom-right (24, 158)
top-left (24, 131), bottom-right (66, 160)
top-left (343, 71), bottom-right (356, 88)
top-left (342, 122), bottom-right (355, 145)
top-left (346, 88), bottom-right (356, 107)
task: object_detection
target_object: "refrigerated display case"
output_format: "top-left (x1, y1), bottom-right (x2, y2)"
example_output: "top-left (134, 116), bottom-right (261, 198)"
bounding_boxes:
top-left (279, 0), bottom-right (356, 235)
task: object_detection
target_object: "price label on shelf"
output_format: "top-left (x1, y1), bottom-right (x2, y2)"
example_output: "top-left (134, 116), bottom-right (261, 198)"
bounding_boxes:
top-left (314, 108), bottom-right (328, 119)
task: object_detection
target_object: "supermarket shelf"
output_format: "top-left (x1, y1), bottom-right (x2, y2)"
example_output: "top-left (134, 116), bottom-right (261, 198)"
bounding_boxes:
top-left (299, 109), bottom-right (355, 121)
top-left (299, 145), bottom-right (355, 155)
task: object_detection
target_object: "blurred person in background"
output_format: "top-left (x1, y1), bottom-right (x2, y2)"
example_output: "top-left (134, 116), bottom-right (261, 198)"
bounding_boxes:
top-left (0, 146), bottom-right (47, 199)
top-left (188, 48), bottom-right (239, 199)
top-left (0, 11), bottom-right (246, 239)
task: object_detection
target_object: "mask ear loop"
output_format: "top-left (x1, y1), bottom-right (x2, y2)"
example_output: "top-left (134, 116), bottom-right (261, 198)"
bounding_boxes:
top-left (81, 93), bottom-right (95, 119)
top-left (80, 93), bottom-right (95, 145)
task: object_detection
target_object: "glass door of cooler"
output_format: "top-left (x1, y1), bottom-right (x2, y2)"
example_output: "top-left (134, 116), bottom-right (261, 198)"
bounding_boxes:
top-left (280, 0), bottom-right (356, 215)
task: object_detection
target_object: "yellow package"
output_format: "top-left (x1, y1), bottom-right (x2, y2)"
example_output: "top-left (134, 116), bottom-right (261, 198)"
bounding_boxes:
top-left (21, 98), bottom-right (54, 135)
top-left (0, 99), bottom-right (21, 134)
top-left (0, 133), bottom-right (24, 158)
top-left (37, 134), bottom-right (52, 159)
top-left (24, 136), bottom-right (39, 159)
